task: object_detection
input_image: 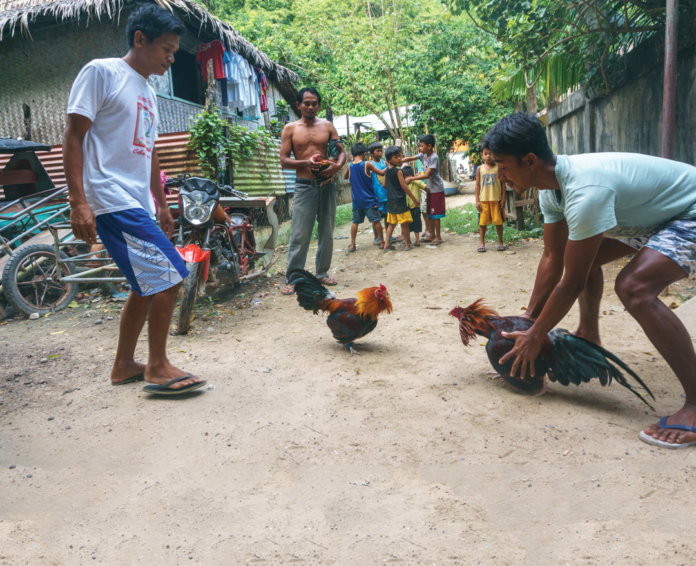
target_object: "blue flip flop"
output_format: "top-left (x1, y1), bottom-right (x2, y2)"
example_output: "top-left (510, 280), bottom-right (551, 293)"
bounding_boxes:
top-left (638, 416), bottom-right (696, 449)
top-left (111, 372), bottom-right (144, 386)
top-left (142, 374), bottom-right (206, 395)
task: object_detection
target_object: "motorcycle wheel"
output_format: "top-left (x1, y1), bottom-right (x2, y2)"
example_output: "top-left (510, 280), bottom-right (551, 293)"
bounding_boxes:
top-left (176, 261), bottom-right (199, 335)
top-left (1, 244), bottom-right (78, 317)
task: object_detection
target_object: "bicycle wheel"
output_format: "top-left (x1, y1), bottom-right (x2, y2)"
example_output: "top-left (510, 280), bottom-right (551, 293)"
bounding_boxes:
top-left (1, 244), bottom-right (78, 317)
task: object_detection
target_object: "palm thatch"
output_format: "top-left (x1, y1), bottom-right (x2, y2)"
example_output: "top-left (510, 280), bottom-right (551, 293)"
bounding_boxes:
top-left (0, 0), bottom-right (299, 82)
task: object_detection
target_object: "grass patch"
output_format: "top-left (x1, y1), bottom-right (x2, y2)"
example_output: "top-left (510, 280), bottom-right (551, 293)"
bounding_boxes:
top-left (441, 203), bottom-right (544, 244)
top-left (311, 203), bottom-right (353, 241)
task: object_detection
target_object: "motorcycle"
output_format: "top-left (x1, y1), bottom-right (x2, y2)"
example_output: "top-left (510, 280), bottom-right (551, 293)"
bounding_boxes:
top-left (169, 175), bottom-right (248, 335)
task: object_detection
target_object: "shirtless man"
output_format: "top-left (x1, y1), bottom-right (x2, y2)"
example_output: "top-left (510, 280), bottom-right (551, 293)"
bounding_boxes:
top-left (279, 87), bottom-right (346, 294)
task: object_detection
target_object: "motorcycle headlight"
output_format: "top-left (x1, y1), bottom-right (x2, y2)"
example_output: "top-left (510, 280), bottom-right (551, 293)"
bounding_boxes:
top-left (181, 194), bottom-right (216, 225)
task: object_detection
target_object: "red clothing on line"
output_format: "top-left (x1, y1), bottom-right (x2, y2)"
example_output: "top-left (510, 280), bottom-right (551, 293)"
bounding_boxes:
top-left (196, 40), bottom-right (226, 81)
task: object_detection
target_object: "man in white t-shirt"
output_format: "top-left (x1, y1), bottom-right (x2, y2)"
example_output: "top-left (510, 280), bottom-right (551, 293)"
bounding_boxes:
top-left (63, 4), bottom-right (205, 395)
top-left (484, 112), bottom-right (696, 449)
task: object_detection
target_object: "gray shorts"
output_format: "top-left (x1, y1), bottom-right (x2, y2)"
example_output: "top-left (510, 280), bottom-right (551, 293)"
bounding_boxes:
top-left (621, 218), bottom-right (696, 278)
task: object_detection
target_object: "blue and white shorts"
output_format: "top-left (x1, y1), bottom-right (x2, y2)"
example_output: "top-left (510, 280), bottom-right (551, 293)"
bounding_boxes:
top-left (95, 208), bottom-right (189, 296)
top-left (621, 218), bottom-right (696, 278)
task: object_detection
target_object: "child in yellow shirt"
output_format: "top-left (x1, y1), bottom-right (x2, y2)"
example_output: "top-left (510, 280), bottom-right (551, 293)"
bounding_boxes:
top-left (402, 165), bottom-right (427, 246)
top-left (475, 143), bottom-right (506, 252)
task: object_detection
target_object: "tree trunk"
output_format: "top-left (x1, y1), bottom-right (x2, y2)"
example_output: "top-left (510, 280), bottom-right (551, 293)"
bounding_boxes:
top-left (514, 100), bottom-right (523, 113)
top-left (526, 86), bottom-right (537, 115)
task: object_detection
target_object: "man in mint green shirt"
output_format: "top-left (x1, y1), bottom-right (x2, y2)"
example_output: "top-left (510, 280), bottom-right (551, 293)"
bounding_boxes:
top-left (486, 112), bottom-right (696, 449)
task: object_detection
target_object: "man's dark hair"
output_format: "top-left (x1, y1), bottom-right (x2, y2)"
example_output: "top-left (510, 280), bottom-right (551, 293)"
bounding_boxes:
top-left (419, 134), bottom-right (436, 148)
top-left (485, 113), bottom-right (554, 161)
top-left (351, 142), bottom-right (367, 156)
top-left (297, 87), bottom-right (322, 105)
top-left (385, 146), bottom-right (402, 161)
top-left (368, 141), bottom-right (383, 154)
top-left (401, 165), bottom-right (414, 176)
top-left (126, 4), bottom-right (185, 48)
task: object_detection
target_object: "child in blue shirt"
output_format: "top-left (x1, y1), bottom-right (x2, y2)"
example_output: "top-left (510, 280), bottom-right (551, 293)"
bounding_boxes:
top-left (368, 141), bottom-right (388, 242)
top-left (344, 142), bottom-right (387, 252)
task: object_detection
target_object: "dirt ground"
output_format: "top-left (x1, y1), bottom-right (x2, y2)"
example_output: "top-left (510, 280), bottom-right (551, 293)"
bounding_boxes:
top-left (1, 190), bottom-right (695, 566)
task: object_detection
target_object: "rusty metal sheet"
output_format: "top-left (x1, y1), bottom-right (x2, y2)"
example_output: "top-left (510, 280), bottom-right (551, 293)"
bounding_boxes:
top-left (233, 141), bottom-right (287, 197)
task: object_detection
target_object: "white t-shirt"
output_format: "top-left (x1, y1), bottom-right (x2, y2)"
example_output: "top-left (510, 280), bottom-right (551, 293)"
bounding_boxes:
top-left (539, 153), bottom-right (696, 241)
top-left (67, 58), bottom-right (159, 217)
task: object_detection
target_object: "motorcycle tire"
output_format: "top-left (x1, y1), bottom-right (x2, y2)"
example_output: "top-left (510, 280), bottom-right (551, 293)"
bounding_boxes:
top-left (1, 244), bottom-right (78, 317)
top-left (176, 262), bottom-right (199, 335)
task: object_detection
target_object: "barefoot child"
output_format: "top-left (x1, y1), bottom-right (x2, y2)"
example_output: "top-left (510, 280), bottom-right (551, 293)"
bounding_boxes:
top-left (344, 142), bottom-right (386, 252)
top-left (402, 165), bottom-right (427, 246)
top-left (403, 134), bottom-right (445, 245)
top-left (383, 146), bottom-right (420, 252)
top-left (475, 143), bottom-right (506, 252)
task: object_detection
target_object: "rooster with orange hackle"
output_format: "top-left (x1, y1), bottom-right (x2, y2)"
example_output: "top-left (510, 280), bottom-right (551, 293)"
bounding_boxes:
top-left (450, 299), bottom-right (655, 408)
top-left (293, 269), bottom-right (393, 355)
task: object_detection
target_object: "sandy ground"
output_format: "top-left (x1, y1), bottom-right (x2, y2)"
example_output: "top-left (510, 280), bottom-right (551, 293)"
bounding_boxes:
top-left (1, 191), bottom-right (696, 566)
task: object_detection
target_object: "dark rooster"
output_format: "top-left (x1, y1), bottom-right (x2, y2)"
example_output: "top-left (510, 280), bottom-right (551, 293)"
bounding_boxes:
top-left (449, 299), bottom-right (655, 408)
top-left (293, 269), bottom-right (392, 355)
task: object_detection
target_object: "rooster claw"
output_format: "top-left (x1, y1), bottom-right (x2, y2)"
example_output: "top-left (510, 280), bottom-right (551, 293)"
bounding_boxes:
top-left (345, 343), bottom-right (361, 356)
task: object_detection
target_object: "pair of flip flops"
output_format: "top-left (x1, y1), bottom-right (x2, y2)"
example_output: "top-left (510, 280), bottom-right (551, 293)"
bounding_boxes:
top-left (638, 416), bottom-right (696, 449)
top-left (112, 372), bottom-right (206, 395)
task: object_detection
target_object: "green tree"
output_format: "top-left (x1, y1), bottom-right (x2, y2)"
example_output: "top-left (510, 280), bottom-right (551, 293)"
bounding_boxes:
top-left (407, 15), bottom-right (513, 153)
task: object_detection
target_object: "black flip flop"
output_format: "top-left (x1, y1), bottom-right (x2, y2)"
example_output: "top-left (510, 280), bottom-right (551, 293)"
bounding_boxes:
top-left (111, 372), bottom-right (144, 386)
top-left (142, 374), bottom-right (207, 395)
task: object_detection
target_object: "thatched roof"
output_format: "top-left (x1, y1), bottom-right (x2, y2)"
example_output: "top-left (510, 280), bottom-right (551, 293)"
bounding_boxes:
top-left (0, 0), bottom-right (299, 82)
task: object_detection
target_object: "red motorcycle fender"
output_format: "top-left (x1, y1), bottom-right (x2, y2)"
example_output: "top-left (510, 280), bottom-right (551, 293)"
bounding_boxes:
top-left (176, 244), bottom-right (211, 282)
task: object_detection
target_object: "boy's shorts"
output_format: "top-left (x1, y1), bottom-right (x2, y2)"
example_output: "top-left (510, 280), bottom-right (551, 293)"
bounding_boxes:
top-left (387, 210), bottom-right (413, 225)
top-left (95, 207), bottom-right (189, 297)
top-left (426, 191), bottom-right (446, 219)
top-left (621, 218), bottom-right (696, 278)
top-left (409, 207), bottom-right (422, 233)
top-left (352, 207), bottom-right (382, 225)
top-left (478, 201), bottom-right (505, 226)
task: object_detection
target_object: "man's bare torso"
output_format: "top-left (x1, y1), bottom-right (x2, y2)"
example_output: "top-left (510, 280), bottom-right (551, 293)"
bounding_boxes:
top-left (287, 118), bottom-right (333, 179)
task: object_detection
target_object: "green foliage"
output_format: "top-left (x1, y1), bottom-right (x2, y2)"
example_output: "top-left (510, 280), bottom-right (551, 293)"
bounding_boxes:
top-left (442, 204), bottom-right (543, 243)
top-left (188, 104), bottom-right (276, 181)
top-left (449, 0), bottom-right (695, 99)
top-left (407, 16), bottom-right (513, 150)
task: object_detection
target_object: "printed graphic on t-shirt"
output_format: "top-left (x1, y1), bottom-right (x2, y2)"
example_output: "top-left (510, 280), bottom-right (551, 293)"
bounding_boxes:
top-left (133, 98), bottom-right (155, 155)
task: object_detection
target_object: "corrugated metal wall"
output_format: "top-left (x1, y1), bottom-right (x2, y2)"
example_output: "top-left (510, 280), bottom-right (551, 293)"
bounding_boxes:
top-left (233, 141), bottom-right (287, 197)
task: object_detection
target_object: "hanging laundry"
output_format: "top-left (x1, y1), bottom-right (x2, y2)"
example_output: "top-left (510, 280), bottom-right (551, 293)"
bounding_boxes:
top-left (196, 40), bottom-right (226, 81)
top-left (254, 68), bottom-right (269, 112)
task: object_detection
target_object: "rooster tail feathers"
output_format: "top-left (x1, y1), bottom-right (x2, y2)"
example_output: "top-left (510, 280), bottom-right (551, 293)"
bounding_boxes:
top-left (293, 270), bottom-right (336, 314)
top-left (548, 331), bottom-right (655, 409)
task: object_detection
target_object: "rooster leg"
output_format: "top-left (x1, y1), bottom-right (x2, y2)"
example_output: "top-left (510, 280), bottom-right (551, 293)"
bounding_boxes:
top-left (345, 343), bottom-right (361, 356)
top-left (534, 375), bottom-right (548, 397)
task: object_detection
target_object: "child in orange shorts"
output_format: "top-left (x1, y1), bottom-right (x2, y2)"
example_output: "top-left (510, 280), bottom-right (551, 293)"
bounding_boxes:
top-left (475, 143), bottom-right (506, 252)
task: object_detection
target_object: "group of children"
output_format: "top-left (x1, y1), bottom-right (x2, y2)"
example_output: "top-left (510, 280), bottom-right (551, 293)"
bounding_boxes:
top-left (344, 134), bottom-right (446, 253)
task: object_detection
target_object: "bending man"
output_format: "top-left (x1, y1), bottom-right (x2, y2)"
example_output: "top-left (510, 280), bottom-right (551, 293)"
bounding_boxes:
top-left (487, 112), bottom-right (696, 449)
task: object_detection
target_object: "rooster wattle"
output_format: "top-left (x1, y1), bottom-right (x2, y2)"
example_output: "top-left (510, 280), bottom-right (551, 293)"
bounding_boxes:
top-left (293, 270), bottom-right (393, 355)
top-left (450, 299), bottom-right (655, 408)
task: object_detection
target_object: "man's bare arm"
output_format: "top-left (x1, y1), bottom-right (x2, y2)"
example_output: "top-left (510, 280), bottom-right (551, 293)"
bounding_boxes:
top-left (63, 114), bottom-right (98, 245)
top-left (524, 219), bottom-right (568, 318)
top-left (500, 232), bottom-right (604, 378)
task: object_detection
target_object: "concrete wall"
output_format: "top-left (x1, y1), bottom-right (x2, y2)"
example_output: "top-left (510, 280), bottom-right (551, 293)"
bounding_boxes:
top-left (547, 45), bottom-right (696, 165)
